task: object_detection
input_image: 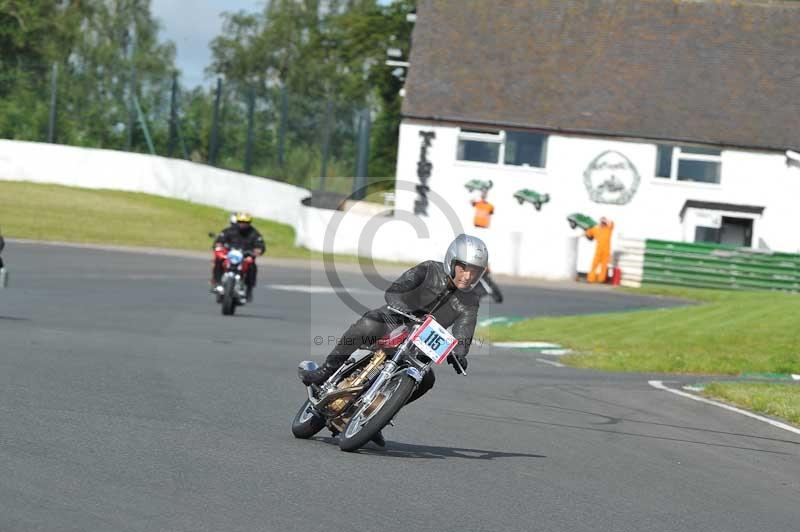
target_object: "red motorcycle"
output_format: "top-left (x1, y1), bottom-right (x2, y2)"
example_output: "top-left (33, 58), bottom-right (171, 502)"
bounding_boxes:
top-left (213, 246), bottom-right (255, 316)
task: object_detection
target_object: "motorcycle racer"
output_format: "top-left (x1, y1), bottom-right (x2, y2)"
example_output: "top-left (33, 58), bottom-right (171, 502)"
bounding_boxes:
top-left (211, 212), bottom-right (266, 301)
top-left (298, 234), bottom-right (488, 444)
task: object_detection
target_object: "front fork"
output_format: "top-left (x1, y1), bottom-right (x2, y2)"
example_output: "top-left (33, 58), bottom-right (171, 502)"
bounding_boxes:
top-left (358, 341), bottom-right (426, 407)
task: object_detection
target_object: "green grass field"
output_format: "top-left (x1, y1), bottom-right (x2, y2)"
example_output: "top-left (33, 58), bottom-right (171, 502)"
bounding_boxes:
top-left (0, 180), bottom-right (308, 256)
top-left (702, 382), bottom-right (800, 426)
top-left (481, 285), bottom-right (800, 425)
top-left (482, 285), bottom-right (799, 375)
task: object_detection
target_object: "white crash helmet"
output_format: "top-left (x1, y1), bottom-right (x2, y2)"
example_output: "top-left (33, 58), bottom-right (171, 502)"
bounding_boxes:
top-left (444, 234), bottom-right (489, 290)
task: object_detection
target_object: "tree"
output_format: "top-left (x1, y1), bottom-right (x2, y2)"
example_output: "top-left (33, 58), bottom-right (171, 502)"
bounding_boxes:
top-left (0, 1), bottom-right (87, 139)
top-left (0, 0), bottom-right (178, 153)
top-left (206, 0), bottom-right (416, 188)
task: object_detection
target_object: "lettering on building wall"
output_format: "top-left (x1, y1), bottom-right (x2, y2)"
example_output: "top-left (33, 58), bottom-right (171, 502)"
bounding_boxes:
top-left (583, 150), bottom-right (641, 205)
top-left (414, 131), bottom-right (436, 215)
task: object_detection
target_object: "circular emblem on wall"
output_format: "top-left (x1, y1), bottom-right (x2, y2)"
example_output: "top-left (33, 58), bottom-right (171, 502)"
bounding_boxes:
top-left (583, 150), bottom-right (641, 205)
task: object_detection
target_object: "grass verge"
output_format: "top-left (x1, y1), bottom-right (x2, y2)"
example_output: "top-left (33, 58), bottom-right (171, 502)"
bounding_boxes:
top-left (701, 382), bottom-right (800, 427)
top-left (481, 285), bottom-right (799, 375)
top-left (0, 180), bottom-right (305, 255)
top-left (0, 180), bottom-right (408, 266)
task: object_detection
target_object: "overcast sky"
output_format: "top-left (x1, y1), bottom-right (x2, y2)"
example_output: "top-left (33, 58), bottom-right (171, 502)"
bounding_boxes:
top-left (150, 0), bottom-right (266, 89)
top-left (151, 0), bottom-right (392, 89)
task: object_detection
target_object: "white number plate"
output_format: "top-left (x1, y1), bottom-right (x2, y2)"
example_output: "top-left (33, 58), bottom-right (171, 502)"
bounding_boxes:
top-left (410, 315), bottom-right (458, 364)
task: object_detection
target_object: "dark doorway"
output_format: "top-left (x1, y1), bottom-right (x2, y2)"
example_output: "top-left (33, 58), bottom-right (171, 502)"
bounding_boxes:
top-left (694, 217), bottom-right (753, 247)
top-left (720, 217), bottom-right (753, 247)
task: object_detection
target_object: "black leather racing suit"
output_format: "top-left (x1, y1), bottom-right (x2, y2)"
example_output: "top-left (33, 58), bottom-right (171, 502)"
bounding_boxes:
top-left (323, 260), bottom-right (481, 403)
top-left (212, 225), bottom-right (266, 286)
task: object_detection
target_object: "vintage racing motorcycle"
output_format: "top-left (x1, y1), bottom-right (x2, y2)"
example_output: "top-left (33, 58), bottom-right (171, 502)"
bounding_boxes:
top-left (292, 307), bottom-right (466, 452)
top-left (213, 246), bottom-right (254, 316)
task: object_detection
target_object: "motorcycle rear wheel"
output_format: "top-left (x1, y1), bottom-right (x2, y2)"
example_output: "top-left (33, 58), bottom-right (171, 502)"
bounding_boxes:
top-left (221, 276), bottom-right (236, 316)
top-left (291, 400), bottom-right (326, 439)
top-left (338, 373), bottom-right (416, 452)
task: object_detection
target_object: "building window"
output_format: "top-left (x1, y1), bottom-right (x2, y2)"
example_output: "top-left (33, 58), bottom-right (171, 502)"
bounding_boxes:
top-left (457, 140), bottom-right (500, 163)
top-left (504, 131), bottom-right (547, 167)
top-left (457, 129), bottom-right (547, 168)
top-left (694, 226), bottom-right (721, 244)
top-left (656, 145), bottom-right (721, 184)
top-left (457, 129), bottom-right (502, 163)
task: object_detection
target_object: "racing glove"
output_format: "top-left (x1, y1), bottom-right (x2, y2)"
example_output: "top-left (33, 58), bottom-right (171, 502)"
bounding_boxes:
top-left (447, 353), bottom-right (468, 374)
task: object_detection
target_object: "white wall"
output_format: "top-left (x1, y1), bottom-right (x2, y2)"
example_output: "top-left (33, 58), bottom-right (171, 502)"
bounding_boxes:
top-left (5, 135), bottom-right (796, 281)
top-left (295, 205), bottom-right (442, 262)
top-left (0, 140), bottom-right (310, 228)
top-left (395, 121), bottom-right (800, 275)
top-left (293, 201), bottom-right (579, 280)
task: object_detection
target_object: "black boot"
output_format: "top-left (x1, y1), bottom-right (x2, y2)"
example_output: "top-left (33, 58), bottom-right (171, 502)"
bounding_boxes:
top-left (300, 356), bottom-right (347, 386)
top-left (370, 430), bottom-right (386, 447)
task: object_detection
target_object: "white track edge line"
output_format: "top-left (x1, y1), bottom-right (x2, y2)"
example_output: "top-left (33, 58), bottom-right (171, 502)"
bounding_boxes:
top-left (648, 380), bottom-right (800, 436)
top-left (536, 358), bottom-right (566, 368)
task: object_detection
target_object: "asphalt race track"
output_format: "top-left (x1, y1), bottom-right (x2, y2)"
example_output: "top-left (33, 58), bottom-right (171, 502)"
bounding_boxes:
top-left (1, 243), bottom-right (798, 532)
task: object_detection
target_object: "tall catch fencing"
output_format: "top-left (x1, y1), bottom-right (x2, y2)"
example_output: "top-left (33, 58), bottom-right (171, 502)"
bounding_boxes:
top-left (0, 61), bottom-right (381, 197)
top-left (617, 238), bottom-right (800, 292)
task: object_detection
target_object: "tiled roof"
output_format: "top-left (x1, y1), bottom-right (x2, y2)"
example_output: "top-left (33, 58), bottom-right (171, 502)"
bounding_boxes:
top-left (403, 0), bottom-right (800, 151)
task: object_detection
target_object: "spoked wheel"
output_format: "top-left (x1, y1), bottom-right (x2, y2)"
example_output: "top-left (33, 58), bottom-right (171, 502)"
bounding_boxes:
top-left (338, 373), bottom-right (416, 452)
top-left (291, 399), bottom-right (326, 439)
top-left (221, 276), bottom-right (236, 316)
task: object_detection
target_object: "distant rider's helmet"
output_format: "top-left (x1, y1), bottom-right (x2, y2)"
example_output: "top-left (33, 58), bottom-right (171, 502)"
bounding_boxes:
top-left (443, 234), bottom-right (489, 291)
top-left (234, 212), bottom-right (253, 233)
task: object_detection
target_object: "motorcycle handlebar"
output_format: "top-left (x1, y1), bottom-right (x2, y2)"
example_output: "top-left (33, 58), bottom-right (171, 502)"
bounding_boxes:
top-left (213, 246), bottom-right (258, 257)
top-left (386, 307), bottom-right (466, 375)
top-left (387, 306), bottom-right (423, 323)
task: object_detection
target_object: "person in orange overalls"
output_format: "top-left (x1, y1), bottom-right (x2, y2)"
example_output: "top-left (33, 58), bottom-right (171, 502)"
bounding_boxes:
top-left (585, 217), bottom-right (614, 283)
top-left (471, 191), bottom-right (494, 228)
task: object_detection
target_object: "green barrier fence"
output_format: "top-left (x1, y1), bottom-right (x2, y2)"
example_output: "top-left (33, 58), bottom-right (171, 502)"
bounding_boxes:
top-left (642, 239), bottom-right (800, 292)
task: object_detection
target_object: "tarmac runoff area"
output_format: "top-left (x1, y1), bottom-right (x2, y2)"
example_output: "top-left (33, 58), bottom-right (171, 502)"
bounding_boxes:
top-left (489, 341), bottom-right (800, 436)
top-left (649, 380), bottom-right (800, 436)
top-left (1, 241), bottom-right (799, 532)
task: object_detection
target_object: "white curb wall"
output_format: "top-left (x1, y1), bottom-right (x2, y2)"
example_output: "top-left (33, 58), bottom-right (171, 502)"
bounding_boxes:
top-left (0, 140), bottom-right (310, 228)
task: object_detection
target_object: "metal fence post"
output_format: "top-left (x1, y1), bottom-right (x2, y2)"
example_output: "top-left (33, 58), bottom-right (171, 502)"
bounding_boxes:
top-left (209, 77), bottom-right (222, 165)
top-left (168, 72), bottom-right (178, 157)
top-left (278, 84), bottom-right (288, 166)
top-left (319, 99), bottom-right (333, 190)
top-left (244, 86), bottom-right (255, 174)
top-left (133, 95), bottom-right (155, 155)
top-left (126, 26), bottom-right (137, 152)
top-left (47, 63), bottom-right (58, 143)
top-left (353, 107), bottom-right (371, 199)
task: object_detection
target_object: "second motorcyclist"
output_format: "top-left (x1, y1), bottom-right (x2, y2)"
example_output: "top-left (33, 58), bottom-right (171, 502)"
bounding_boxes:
top-left (211, 212), bottom-right (266, 301)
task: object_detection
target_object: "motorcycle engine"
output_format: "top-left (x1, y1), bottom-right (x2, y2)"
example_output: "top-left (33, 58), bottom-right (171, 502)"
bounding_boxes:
top-left (327, 350), bottom-right (387, 414)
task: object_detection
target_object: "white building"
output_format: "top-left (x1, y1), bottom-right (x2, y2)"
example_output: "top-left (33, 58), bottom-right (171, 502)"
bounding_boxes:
top-left (393, 0), bottom-right (800, 278)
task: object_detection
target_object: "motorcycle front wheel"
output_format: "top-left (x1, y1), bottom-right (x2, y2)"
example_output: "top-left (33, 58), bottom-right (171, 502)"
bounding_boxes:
top-left (221, 276), bottom-right (236, 316)
top-left (291, 399), bottom-right (326, 439)
top-left (338, 373), bottom-right (416, 452)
